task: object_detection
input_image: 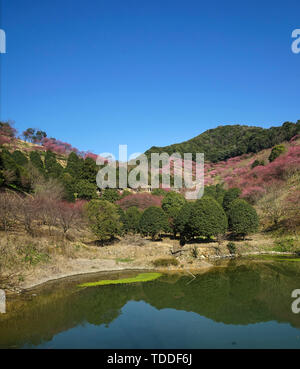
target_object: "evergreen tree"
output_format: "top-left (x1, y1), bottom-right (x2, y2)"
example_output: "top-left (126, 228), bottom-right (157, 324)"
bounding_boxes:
top-left (80, 157), bottom-right (98, 184)
top-left (101, 188), bottom-right (121, 203)
top-left (76, 179), bottom-right (97, 200)
top-left (222, 188), bottom-right (241, 212)
top-left (162, 192), bottom-right (186, 236)
top-left (66, 152), bottom-right (83, 179)
top-left (174, 202), bottom-right (194, 245)
top-left (189, 196), bottom-right (228, 239)
top-left (30, 151), bottom-right (44, 172)
top-left (139, 206), bottom-right (169, 240)
top-left (84, 200), bottom-right (123, 242)
top-left (228, 199), bottom-right (259, 238)
top-left (123, 206), bottom-right (142, 234)
top-left (11, 150), bottom-right (28, 166)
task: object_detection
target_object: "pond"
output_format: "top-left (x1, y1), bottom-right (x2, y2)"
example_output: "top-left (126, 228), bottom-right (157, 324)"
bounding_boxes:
top-left (1, 256), bottom-right (300, 349)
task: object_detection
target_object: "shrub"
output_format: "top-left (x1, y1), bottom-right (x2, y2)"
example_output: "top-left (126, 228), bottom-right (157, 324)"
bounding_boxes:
top-left (269, 144), bottom-right (286, 162)
top-left (227, 242), bottom-right (236, 255)
top-left (152, 188), bottom-right (168, 197)
top-left (273, 238), bottom-right (295, 252)
top-left (191, 246), bottom-right (199, 258)
top-left (152, 258), bottom-right (179, 267)
top-left (189, 196), bottom-right (228, 239)
top-left (228, 199), bottom-right (259, 238)
top-left (101, 188), bottom-right (121, 203)
top-left (139, 206), bottom-right (169, 240)
top-left (251, 159), bottom-right (265, 169)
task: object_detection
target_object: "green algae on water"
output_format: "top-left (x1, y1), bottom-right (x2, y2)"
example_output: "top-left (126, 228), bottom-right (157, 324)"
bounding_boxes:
top-left (78, 272), bottom-right (162, 288)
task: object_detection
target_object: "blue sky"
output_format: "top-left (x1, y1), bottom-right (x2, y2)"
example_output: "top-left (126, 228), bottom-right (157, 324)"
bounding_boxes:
top-left (1, 0), bottom-right (300, 157)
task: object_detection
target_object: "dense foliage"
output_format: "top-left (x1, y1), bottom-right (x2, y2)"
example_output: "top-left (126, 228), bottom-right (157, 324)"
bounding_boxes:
top-left (228, 199), bottom-right (259, 238)
top-left (139, 206), bottom-right (169, 240)
top-left (145, 121), bottom-right (300, 162)
top-left (116, 193), bottom-right (163, 211)
top-left (122, 206), bottom-right (142, 234)
top-left (84, 200), bottom-right (123, 242)
top-left (268, 144), bottom-right (286, 162)
top-left (189, 196), bottom-right (228, 239)
top-left (161, 192), bottom-right (186, 235)
top-left (222, 188), bottom-right (241, 212)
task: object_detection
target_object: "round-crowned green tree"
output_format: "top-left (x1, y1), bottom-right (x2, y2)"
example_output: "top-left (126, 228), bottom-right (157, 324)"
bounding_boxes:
top-left (139, 206), bottom-right (169, 240)
top-left (189, 196), bottom-right (228, 239)
top-left (162, 192), bottom-right (186, 236)
top-left (84, 199), bottom-right (123, 242)
top-left (123, 206), bottom-right (142, 234)
top-left (76, 179), bottom-right (98, 200)
top-left (228, 199), bottom-right (259, 239)
top-left (174, 202), bottom-right (194, 245)
top-left (222, 187), bottom-right (241, 212)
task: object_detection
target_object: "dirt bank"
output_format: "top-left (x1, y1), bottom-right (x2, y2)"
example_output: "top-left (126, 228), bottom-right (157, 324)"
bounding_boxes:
top-left (1, 233), bottom-right (294, 292)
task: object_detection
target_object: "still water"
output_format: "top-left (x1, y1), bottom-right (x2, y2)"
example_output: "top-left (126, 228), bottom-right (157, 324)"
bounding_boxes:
top-left (1, 256), bottom-right (300, 349)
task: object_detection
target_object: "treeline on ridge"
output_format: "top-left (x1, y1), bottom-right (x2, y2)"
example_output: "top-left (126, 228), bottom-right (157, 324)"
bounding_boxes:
top-left (145, 121), bottom-right (300, 162)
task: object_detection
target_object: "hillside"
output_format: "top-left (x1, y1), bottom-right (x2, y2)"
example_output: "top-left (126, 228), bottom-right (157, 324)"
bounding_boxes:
top-left (145, 121), bottom-right (300, 162)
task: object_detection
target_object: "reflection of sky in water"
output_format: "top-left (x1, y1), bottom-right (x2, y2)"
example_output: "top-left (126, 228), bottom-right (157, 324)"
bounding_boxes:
top-left (25, 301), bottom-right (300, 349)
top-left (3, 260), bottom-right (300, 349)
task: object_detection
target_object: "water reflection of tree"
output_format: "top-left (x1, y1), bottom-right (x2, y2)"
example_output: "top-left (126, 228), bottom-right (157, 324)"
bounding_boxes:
top-left (1, 259), bottom-right (300, 347)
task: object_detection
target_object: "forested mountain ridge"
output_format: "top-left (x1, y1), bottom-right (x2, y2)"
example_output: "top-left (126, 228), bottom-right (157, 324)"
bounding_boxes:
top-left (145, 121), bottom-right (300, 162)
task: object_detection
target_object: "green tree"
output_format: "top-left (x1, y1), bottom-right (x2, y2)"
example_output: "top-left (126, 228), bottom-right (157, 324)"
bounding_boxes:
top-left (66, 152), bottom-right (83, 179)
top-left (228, 199), bottom-right (259, 239)
top-left (204, 184), bottom-right (226, 205)
top-left (76, 179), bottom-right (98, 200)
top-left (84, 200), bottom-right (123, 242)
top-left (162, 192), bottom-right (186, 236)
top-left (0, 149), bottom-right (21, 186)
top-left (30, 151), bottom-right (45, 173)
top-left (101, 188), bottom-right (121, 203)
top-left (268, 144), bottom-right (286, 162)
top-left (35, 130), bottom-right (47, 143)
top-left (222, 187), bottom-right (241, 212)
top-left (44, 151), bottom-right (63, 178)
top-left (123, 206), bottom-right (142, 234)
top-left (189, 196), bottom-right (228, 239)
top-left (174, 202), bottom-right (194, 245)
top-left (152, 188), bottom-right (168, 197)
top-left (60, 172), bottom-right (76, 202)
top-left (139, 206), bottom-right (169, 240)
top-left (80, 157), bottom-right (98, 184)
top-left (11, 150), bottom-right (28, 166)
top-left (23, 128), bottom-right (35, 142)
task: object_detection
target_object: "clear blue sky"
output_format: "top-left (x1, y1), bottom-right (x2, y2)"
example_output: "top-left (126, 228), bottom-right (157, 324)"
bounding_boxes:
top-left (1, 0), bottom-right (300, 157)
